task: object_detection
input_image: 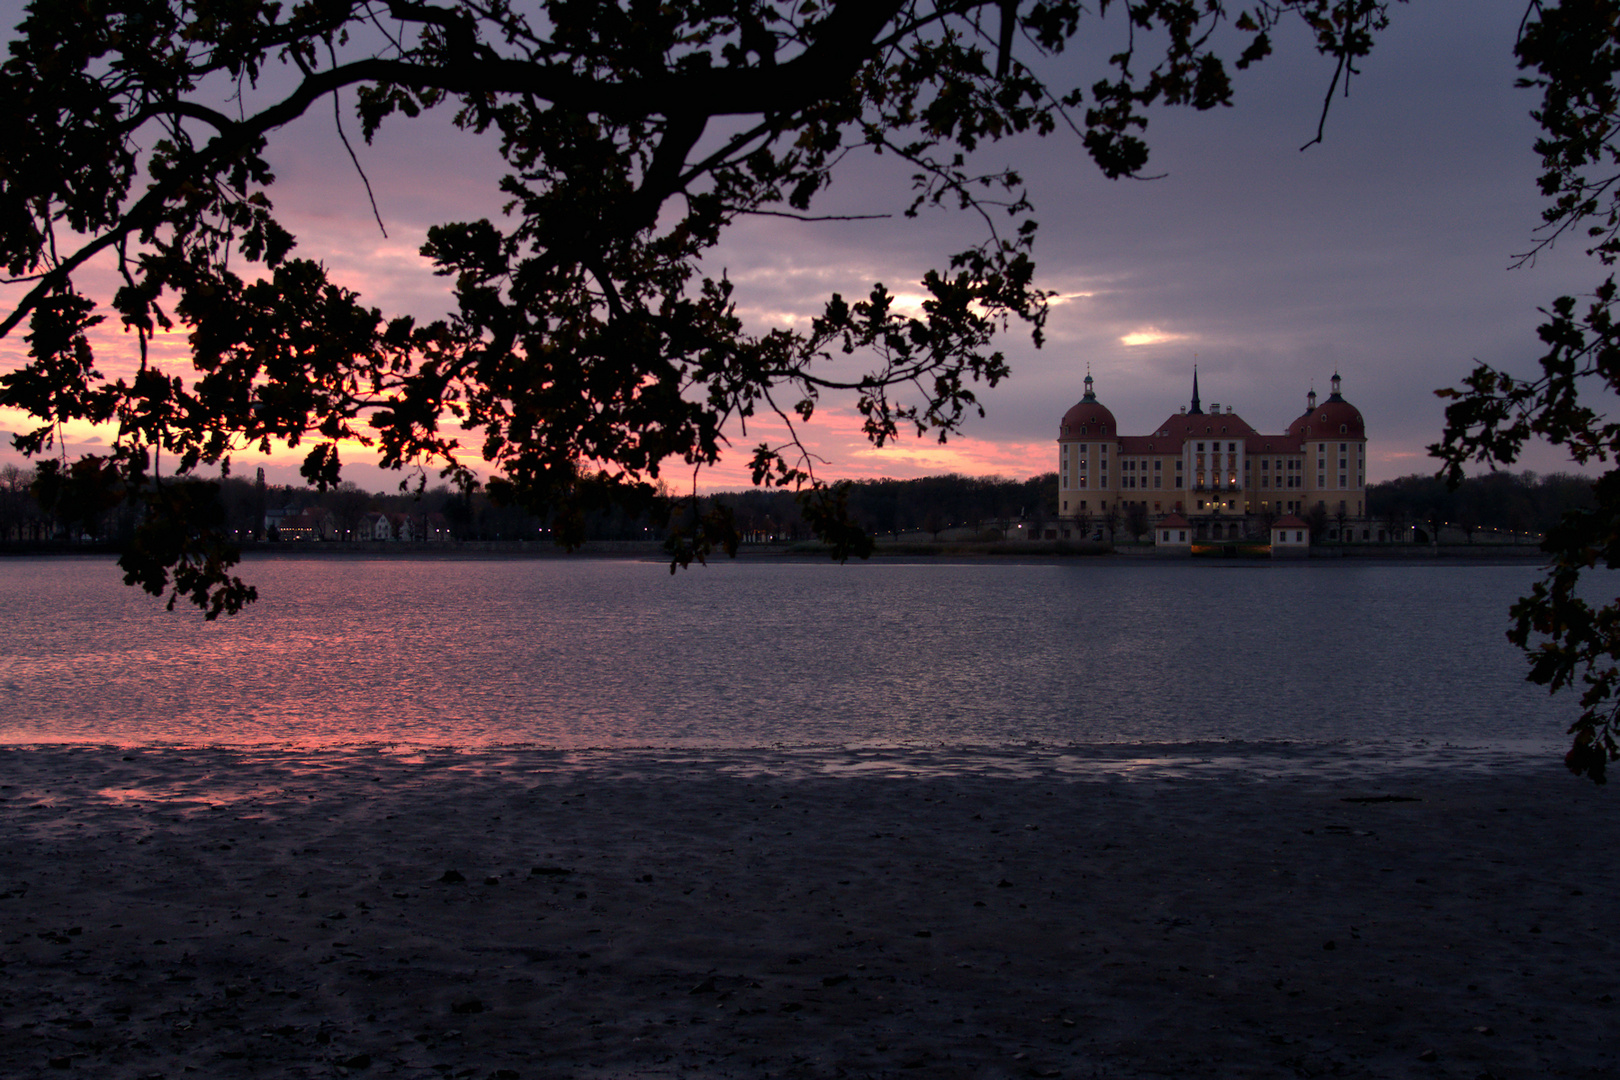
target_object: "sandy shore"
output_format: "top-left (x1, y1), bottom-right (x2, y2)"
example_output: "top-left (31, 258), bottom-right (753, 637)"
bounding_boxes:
top-left (1, 745), bottom-right (1614, 1079)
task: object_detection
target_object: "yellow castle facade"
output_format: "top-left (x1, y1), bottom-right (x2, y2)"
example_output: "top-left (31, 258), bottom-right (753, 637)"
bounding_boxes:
top-left (1053, 370), bottom-right (1367, 542)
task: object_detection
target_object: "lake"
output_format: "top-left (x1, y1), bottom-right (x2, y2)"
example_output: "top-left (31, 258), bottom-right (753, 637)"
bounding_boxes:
top-left (0, 554), bottom-right (1584, 766)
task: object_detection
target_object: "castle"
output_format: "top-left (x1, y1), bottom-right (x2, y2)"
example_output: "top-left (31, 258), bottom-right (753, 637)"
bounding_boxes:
top-left (1053, 370), bottom-right (1367, 542)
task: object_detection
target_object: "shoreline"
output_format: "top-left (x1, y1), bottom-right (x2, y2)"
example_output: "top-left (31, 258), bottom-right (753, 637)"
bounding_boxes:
top-left (0, 739), bottom-right (1573, 780)
top-left (0, 539), bottom-right (1549, 564)
top-left (3, 745), bottom-right (1612, 1078)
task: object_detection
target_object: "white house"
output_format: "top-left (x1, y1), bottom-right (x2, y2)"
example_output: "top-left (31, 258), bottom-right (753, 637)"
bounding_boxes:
top-left (1270, 513), bottom-right (1310, 556)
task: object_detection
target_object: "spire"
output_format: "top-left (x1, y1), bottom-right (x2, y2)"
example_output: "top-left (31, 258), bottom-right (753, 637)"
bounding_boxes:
top-left (1307, 385), bottom-right (1318, 411)
top-left (1328, 371), bottom-right (1343, 401)
top-left (1082, 363), bottom-right (1096, 401)
top-left (1189, 365), bottom-right (1203, 415)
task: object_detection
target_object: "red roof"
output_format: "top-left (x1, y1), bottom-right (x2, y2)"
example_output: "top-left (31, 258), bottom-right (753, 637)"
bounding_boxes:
top-left (1059, 396), bottom-right (1117, 438)
top-left (1288, 395), bottom-right (1365, 440)
top-left (1158, 512), bottom-right (1191, 527)
top-left (1057, 391), bottom-right (1358, 452)
top-left (1245, 433), bottom-right (1304, 453)
top-left (1119, 411), bottom-right (1264, 453)
top-left (1273, 513), bottom-right (1309, 528)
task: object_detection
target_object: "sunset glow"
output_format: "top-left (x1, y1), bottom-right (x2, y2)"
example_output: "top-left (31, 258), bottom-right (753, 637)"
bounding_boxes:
top-left (0, 1), bottom-right (1601, 493)
top-left (1119, 328), bottom-right (1188, 348)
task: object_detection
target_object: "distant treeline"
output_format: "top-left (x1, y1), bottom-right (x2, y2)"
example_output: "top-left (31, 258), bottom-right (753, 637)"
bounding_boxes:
top-left (1366, 471), bottom-right (1594, 539)
top-left (0, 459), bottom-right (1595, 546)
top-left (707, 473), bottom-right (1060, 540)
top-left (0, 465), bottom-right (1063, 546)
top-left (0, 466), bottom-right (586, 544)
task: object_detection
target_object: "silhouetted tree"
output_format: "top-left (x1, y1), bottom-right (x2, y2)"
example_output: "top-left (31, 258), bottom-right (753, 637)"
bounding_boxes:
top-left (325, 483), bottom-right (374, 543)
top-left (0, 1), bottom-right (1397, 613)
top-left (1101, 504), bottom-right (1122, 544)
top-left (1430, 1), bottom-right (1620, 777)
top-left (1306, 503), bottom-right (1329, 544)
top-left (1124, 502), bottom-right (1149, 542)
top-left (0, 463), bottom-right (35, 541)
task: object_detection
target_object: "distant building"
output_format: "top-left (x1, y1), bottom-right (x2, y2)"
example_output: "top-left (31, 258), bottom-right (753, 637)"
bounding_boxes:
top-left (361, 511), bottom-right (394, 541)
top-left (276, 507), bottom-right (336, 541)
top-left (1154, 512), bottom-right (1192, 552)
top-left (1270, 513), bottom-right (1311, 555)
top-left (1053, 370), bottom-right (1368, 543)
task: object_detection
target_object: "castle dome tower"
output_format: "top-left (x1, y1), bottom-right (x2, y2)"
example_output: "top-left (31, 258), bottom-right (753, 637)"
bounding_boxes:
top-left (1058, 371), bottom-right (1117, 437)
top-left (1054, 369), bottom-right (1120, 536)
top-left (1289, 372), bottom-right (1364, 440)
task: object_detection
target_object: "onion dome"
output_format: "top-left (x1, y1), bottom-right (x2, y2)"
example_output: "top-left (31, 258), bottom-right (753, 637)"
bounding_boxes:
top-left (1058, 372), bottom-right (1117, 437)
top-left (1288, 372), bottom-right (1365, 439)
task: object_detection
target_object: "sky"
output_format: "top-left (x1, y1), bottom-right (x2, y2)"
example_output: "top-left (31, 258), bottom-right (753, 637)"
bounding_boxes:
top-left (0, 0), bottom-right (1605, 494)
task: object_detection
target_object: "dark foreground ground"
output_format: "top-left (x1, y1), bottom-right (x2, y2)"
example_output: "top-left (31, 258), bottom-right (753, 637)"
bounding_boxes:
top-left (0, 746), bottom-right (1614, 1079)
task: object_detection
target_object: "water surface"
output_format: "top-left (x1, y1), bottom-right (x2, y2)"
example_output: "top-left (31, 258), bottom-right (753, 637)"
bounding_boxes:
top-left (0, 555), bottom-right (1581, 759)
